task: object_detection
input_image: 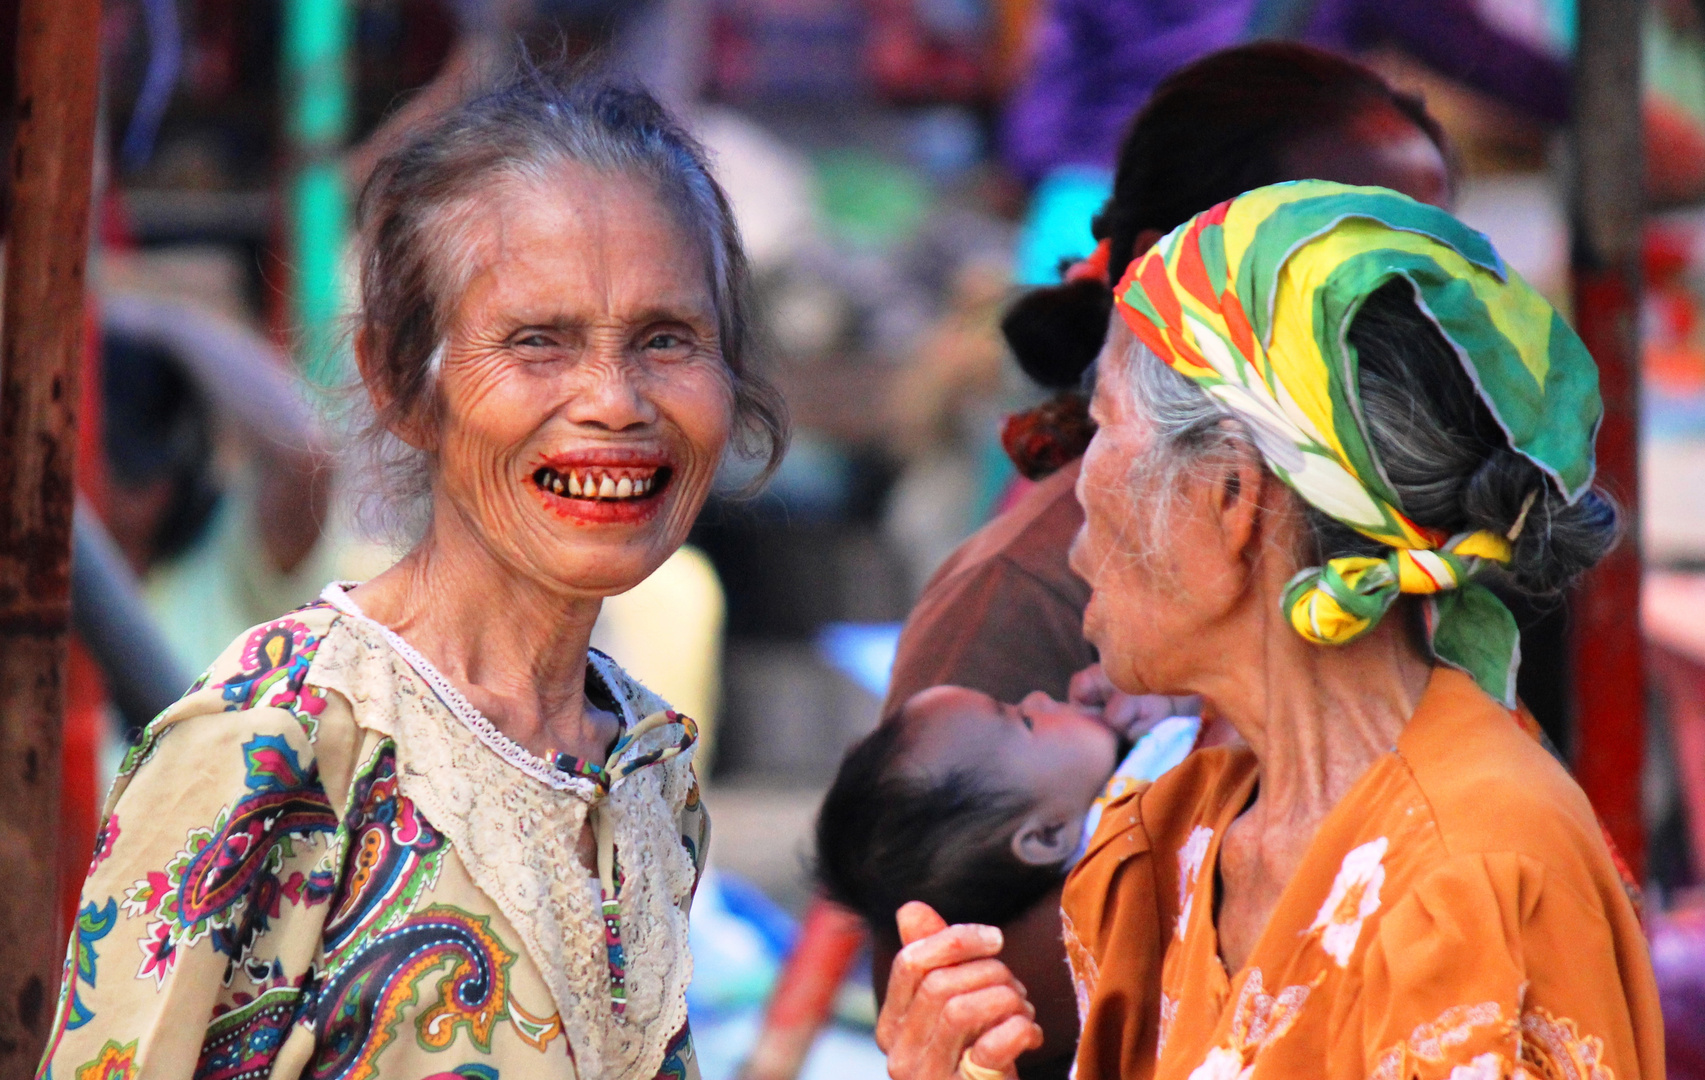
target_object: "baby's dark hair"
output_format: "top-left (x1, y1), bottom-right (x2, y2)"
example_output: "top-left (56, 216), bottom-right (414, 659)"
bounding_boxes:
top-left (1003, 41), bottom-right (1449, 393)
top-left (815, 723), bottom-right (1067, 940)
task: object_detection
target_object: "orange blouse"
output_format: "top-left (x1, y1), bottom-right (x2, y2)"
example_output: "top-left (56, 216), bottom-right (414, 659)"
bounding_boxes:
top-left (1062, 667), bottom-right (1664, 1080)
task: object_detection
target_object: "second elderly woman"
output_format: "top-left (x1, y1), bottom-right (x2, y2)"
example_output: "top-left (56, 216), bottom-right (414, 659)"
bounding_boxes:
top-left (876, 182), bottom-right (1663, 1079)
top-left (38, 72), bottom-right (783, 1080)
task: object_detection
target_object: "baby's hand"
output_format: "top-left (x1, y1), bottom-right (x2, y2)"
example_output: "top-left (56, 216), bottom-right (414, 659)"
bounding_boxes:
top-left (1067, 663), bottom-right (1201, 742)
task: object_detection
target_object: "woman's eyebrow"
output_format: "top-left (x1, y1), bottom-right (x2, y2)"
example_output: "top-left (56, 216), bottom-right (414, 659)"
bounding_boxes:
top-left (505, 314), bottom-right (587, 331)
top-left (627, 304), bottom-right (716, 326)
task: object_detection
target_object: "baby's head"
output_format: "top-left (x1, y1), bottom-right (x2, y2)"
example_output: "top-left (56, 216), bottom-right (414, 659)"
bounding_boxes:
top-left (815, 686), bottom-right (1120, 938)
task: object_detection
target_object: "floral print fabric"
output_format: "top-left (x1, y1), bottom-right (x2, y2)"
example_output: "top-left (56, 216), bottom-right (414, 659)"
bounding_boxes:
top-left (1062, 667), bottom-right (1664, 1080)
top-left (37, 599), bottom-right (707, 1080)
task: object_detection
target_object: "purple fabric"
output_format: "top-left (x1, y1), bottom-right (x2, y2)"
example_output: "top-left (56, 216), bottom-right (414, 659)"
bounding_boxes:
top-left (1651, 905), bottom-right (1705, 1079)
top-left (1001, 0), bottom-right (1572, 184)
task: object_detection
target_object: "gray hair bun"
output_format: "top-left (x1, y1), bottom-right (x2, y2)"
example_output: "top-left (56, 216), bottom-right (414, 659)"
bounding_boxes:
top-left (1319, 279), bottom-right (1620, 596)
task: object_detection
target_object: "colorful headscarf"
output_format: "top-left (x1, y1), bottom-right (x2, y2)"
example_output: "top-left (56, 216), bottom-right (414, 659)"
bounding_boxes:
top-left (1113, 181), bottom-right (1602, 706)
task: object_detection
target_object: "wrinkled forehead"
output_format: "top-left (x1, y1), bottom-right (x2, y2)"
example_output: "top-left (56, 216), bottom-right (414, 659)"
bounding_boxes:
top-left (421, 162), bottom-right (717, 315)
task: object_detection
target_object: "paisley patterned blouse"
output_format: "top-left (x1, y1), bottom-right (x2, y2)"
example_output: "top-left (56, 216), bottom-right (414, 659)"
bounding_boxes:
top-left (1063, 667), bottom-right (1665, 1080)
top-left (38, 583), bottom-right (709, 1080)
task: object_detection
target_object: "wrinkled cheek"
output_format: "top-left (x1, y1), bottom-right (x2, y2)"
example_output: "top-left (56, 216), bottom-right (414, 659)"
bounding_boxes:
top-left (437, 422), bottom-right (516, 522)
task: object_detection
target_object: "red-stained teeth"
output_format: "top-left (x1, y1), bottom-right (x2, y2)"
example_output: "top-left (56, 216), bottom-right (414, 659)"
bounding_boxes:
top-left (533, 465), bottom-right (664, 501)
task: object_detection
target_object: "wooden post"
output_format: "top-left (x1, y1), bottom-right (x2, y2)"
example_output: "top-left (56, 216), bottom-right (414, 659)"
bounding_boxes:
top-left (1569, 0), bottom-right (1646, 870)
top-left (0, 0), bottom-right (101, 1070)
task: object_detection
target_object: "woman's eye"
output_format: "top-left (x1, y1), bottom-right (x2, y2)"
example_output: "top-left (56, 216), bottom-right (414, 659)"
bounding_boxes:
top-left (645, 332), bottom-right (685, 350)
top-left (515, 333), bottom-right (555, 348)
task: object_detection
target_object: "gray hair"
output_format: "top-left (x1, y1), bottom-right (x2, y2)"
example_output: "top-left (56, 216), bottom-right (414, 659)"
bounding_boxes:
top-left (348, 64), bottom-right (787, 540)
top-left (1110, 279), bottom-right (1618, 597)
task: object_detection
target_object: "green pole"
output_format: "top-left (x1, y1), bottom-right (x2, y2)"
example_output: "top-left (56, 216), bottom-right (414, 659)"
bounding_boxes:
top-left (284, 0), bottom-right (352, 386)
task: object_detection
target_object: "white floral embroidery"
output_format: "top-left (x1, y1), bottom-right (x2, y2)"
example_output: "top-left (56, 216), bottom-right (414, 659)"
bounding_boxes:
top-left (1181, 969), bottom-right (1314, 1079)
top-left (1061, 910), bottom-right (1099, 1027)
top-left (1309, 836), bottom-right (1388, 967)
top-left (1520, 1006), bottom-right (1614, 1080)
top-left (1412, 1002), bottom-right (1504, 1059)
top-left (1187, 1046), bottom-right (1251, 1080)
top-left (1177, 826), bottom-right (1214, 937)
top-left (1448, 1053), bottom-right (1504, 1080)
top-left (1368, 1000), bottom-right (1616, 1080)
top-left (1157, 992), bottom-right (1179, 1061)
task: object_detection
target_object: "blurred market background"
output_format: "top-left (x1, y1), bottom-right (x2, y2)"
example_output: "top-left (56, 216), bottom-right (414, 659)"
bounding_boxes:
top-left (35, 0), bottom-right (1705, 1075)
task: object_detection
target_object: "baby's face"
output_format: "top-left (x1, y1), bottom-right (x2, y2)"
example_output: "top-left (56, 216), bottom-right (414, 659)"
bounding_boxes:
top-left (898, 686), bottom-right (1121, 832)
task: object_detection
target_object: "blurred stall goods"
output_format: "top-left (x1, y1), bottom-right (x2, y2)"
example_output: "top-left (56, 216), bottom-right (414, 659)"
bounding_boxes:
top-left (1001, 0), bottom-right (1572, 187)
top-left (1653, 899), bottom-right (1705, 1080)
top-left (592, 545), bottom-right (728, 765)
top-left (1013, 166), bottom-right (1109, 285)
top-left (734, 898), bottom-right (869, 1080)
top-left (1650, 571), bottom-right (1705, 1079)
top-left (98, 292), bottom-right (343, 673)
top-left (817, 621), bottom-right (903, 698)
top-left (713, 0), bottom-right (870, 101)
top-left (685, 792), bottom-right (883, 1080)
top-left (883, 257), bottom-right (1024, 593)
top-left (1641, 215), bottom-right (1705, 565)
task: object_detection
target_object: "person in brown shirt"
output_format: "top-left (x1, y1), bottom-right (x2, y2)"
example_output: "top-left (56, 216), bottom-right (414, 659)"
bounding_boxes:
top-left (885, 459), bottom-right (1094, 708)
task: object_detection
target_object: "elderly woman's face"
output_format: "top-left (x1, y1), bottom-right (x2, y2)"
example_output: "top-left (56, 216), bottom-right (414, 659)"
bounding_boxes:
top-left (427, 166), bottom-right (734, 596)
top-left (1070, 321), bottom-right (1230, 696)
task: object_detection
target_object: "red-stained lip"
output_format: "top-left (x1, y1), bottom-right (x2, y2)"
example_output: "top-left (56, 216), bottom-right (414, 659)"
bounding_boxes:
top-left (527, 447), bottom-right (675, 525)
top-left (530, 447), bottom-right (674, 471)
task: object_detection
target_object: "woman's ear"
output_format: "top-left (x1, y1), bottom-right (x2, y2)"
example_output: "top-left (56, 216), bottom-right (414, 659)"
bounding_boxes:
top-left (357, 330), bottom-right (437, 453)
top-left (1011, 814), bottom-right (1079, 866)
top-left (1214, 438), bottom-right (1269, 564)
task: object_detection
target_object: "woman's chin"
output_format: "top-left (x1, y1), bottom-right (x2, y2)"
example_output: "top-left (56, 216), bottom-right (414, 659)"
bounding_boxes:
top-left (528, 538), bottom-right (676, 597)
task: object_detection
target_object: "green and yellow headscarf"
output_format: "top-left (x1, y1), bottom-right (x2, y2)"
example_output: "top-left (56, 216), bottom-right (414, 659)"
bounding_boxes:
top-left (1113, 180), bottom-right (1602, 707)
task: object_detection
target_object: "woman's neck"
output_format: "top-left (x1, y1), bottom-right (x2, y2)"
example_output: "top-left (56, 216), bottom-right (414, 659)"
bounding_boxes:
top-left (1202, 596), bottom-right (1432, 974)
top-left (350, 504), bottom-right (616, 763)
top-left (1206, 604), bottom-right (1432, 823)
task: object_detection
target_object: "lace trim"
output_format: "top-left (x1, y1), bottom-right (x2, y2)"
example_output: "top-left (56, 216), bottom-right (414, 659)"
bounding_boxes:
top-left (309, 591), bottom-right (696, 1080)
top-left (318, 583), bottom-right (633, 795)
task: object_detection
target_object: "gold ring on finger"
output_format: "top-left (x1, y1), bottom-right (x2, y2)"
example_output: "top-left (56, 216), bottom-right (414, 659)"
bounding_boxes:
top-left (958, 1048), bottom-right (1006, 1080)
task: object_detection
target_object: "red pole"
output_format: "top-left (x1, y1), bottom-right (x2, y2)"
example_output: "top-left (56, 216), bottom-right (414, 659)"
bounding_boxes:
top-left (0, 0), bottom-right (101, 1067)
top-left (1569, 0), bottom-right (1645, 872)
top-left (739, 898), bottom-right (868, 1080)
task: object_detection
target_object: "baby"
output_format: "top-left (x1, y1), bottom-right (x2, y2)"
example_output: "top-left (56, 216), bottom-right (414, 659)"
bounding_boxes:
top-left (815, 666), bottom-right (1202, 938)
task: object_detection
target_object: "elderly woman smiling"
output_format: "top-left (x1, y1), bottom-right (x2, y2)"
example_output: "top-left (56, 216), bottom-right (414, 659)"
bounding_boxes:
top-left (877, 182), bottom-right (1663, 1080)
top-left (40, 74), bottom-right (782, 1080)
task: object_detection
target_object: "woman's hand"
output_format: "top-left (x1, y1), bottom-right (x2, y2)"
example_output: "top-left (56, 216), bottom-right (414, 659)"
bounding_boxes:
top-left (875, 901), bottom-right (1043, 1080)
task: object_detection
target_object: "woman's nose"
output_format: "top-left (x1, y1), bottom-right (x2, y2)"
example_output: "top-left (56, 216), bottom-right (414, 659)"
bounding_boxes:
top-left (566, 355), bottom-right (658, 432)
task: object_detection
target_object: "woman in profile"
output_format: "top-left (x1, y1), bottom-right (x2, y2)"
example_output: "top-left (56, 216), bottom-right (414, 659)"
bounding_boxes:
top-left (876, 182), bottom-right (1662, 1079)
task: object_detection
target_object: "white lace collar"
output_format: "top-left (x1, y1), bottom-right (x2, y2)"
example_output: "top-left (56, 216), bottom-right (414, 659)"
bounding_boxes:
top-left (318, 581), bottom-right (642, 795)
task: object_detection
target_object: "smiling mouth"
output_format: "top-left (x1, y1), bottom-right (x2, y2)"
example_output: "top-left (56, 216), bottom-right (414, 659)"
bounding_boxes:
top-left (532, 464), bottom-right (671, 502)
